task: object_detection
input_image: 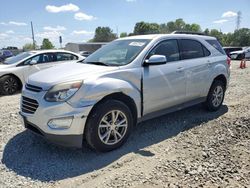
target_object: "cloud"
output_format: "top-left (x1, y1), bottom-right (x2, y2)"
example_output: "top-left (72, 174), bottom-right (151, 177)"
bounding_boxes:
top-left (0, 21), bottom-right (27, 26)
top-left (126, 0), bottom-right (137, 2)
top-left (213, 19), bottom-right (228, 24)
top-left (71, 30), bottom-right (94, 35)
top-left (222, 11), bottom-right (237, 18)
top-left (74, 12), bottom-right (97, 21)
top-left (43, 26), bottom-right (66, 31)
top-left (46, 3), bottom-right (79, 13)
top-left (0, 33), bottom-right (9, 40)
top-left (6, 30), bottom-right (14, 34)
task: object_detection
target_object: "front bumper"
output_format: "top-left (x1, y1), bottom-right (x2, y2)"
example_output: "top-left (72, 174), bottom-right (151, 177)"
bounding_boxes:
top-left (22, 116), bottom-right (83, 148)
top-left (20, 89), bottom-right (94, 148)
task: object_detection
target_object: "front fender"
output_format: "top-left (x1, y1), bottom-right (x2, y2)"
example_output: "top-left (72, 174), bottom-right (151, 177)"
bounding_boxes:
top-left (68, 77), bottom-right (141, 117)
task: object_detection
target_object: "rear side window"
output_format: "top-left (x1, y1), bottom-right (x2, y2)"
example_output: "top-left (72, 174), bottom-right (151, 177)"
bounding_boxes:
top-left (56, 53), bottom-right (78, 61)
top-left (148, 40), bottom-right (180, 62)
top-left (179, 39), bottom-right (204, 60)
top-left (206, 40), bottom-right (226, 55)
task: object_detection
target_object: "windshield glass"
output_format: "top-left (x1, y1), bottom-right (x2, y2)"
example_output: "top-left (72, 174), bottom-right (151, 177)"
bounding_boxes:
top-left (3, 52), bottom-right (34, 64)
top-left (83, 39), bottom-right (151, 66)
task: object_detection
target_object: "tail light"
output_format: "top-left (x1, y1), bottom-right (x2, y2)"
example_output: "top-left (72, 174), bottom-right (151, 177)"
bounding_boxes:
top-left (227, 57), bottom-right (231, 67)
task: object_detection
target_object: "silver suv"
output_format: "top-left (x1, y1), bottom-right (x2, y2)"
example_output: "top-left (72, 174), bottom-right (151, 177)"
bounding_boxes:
top-left (20, 33), bottom-right (230, 152)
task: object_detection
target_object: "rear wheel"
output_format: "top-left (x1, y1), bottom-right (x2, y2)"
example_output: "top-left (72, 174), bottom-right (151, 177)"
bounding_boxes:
top-left (0, 75), bottom-right (20, 95)
top-left (85, 100), bottom-right (133, 152)
top-left (205, 80), bottom-right (225, 111)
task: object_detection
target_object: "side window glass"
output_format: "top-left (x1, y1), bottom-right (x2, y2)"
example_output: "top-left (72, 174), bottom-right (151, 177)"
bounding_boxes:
top-left (179, 39), bottom-right (204, 60)
top-left (23, 55), bottom-right (41, 65)
top-left (42, 53), bottom-right (56, 63)
top-left (56, 53), bottom-right (78, 61)
top-left (203, 46), bottom-right (211, 57)
top-left (148, 40), bottom-right (180, 62)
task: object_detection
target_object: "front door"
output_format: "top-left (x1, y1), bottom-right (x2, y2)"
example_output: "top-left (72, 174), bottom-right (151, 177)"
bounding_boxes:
top-left (143, 39), bottom-right (186, 115)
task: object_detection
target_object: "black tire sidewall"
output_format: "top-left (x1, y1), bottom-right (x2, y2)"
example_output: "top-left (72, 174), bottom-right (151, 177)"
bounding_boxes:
top-left (206, 80), bottom-right (225, 111)
top-left (0, 75), bottom-right (19, 95)
top-left (85, 100), bottom-right (133, 152)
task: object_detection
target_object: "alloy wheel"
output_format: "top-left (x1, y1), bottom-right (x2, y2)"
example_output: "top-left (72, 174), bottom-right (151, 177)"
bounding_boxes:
top-left (98, 110), bottom-right (128, 145)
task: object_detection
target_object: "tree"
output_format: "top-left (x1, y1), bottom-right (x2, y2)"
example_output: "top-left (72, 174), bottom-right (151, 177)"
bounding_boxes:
top-left (23, 43), bottom-right (35, 51)
top-left (209, 29), bottom-right (224, 43)
top-left (231, 28), bottom-right (250, 46)
top-left (92, 27), bottom-right (117, 42)
top-left (41, 38), bottom-right (54, 49)
top-left (120, 32), bottom-right (128, 38)
top-left (133, 22), bottom-right (160, 35)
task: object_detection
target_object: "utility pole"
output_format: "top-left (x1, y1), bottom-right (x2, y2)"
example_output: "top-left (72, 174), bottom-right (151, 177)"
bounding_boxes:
top-left (31, 21), bottom-right (35, 49)
top-left (236, 11), bottom-right (242, 30)
top-left (116, 26), bottom-right (119, 38)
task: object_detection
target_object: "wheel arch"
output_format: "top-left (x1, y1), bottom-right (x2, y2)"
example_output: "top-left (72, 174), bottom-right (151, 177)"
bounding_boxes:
top-left (212, 74), bottom-right (227, 88)
top-left (84, 92), bottom-right (138, 135)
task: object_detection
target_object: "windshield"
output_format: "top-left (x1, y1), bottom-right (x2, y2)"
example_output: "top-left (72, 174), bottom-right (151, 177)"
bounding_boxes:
top-left (3, 52), bottom-right (34, 64)
top-left (82, 39), bottom-right (151, 66)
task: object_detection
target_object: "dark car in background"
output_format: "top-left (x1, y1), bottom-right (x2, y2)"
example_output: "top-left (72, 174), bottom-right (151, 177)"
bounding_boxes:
top-left (223, 47), bottom-right (242, 58)
top-left (0, 50), bottom-right (13, 62)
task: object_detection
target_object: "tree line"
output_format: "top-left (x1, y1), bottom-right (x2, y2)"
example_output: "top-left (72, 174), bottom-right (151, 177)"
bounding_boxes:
top-left (91, 18), bottom-right (250, 47)
top-left (23, 18), bottom-right (250, 50)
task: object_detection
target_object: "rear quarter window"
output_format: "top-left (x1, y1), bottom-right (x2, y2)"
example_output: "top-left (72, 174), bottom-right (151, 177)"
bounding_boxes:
top-left (206, 40), bottom-right (226, 55)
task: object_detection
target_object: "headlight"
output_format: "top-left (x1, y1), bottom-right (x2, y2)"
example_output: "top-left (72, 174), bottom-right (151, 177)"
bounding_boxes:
top-left (44, 81), bottom-right (82, 102)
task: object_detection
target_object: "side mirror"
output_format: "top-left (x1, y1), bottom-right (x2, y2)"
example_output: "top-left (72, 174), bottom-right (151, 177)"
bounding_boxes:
top-left (145, 55), bottom-right (167, 65)
top-left (30, 59), bottom-right (37, 65)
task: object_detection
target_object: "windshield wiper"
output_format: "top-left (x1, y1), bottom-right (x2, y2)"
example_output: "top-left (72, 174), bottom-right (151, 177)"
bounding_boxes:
top-left (85, 61), bottom-right (109, 66)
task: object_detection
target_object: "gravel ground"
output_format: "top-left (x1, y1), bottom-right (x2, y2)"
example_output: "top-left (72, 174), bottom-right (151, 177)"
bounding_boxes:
top-left (0, 61), bottom-right (249, 188)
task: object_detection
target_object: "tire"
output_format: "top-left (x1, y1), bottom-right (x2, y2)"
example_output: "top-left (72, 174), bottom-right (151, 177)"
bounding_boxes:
top-left (0, 75), bottom-right (20, 95)
top-left (85, 100), bottom-right (134, 152)
top-left (205, 80), bottom-right (225, 111)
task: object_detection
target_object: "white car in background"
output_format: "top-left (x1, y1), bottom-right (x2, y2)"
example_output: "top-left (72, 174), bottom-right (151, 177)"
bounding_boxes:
top-left (0, 50), bottom-right (84, 95)
top-left (230, 47), bottom-right (250, 60)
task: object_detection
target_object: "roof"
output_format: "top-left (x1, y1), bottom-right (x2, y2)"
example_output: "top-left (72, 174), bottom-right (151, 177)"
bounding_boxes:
top-left (29, 49), bottom-right (76, 53)
top-left (118, 33), bottom-right (216, 41)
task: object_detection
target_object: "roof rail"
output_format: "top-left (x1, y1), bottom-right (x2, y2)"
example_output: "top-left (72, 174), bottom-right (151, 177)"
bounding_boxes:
top-left (172, 31), bottom-right (206, 36)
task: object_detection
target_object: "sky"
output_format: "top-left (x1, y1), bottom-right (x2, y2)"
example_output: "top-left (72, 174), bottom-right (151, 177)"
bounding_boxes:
top-left (0, 0), bottom-right (250, 48)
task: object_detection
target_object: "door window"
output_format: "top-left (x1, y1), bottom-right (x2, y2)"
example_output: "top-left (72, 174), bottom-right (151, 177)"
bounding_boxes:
top-left (179, 39), bottom-right (205, 60)
top-left (56, 52), bottom-right (78, 61)
top-left (148, 40), bottom-right (180, 62)
top-left (23, 53), bottom-right (56, 65)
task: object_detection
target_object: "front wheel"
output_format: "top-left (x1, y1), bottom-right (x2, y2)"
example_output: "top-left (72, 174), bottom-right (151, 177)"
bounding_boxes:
top-left (205, 80), bottom-right (225, 111)
top-left (85, 100), bottom-right (134, 152)
top-left (0, 75), bottom-right (20, 95)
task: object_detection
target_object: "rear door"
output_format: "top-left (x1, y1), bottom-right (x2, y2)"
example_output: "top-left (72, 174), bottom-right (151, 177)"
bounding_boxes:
top-left (178, 39), bottom-right (211, 101)
top-left (143, 39), bottom-right (187, 115)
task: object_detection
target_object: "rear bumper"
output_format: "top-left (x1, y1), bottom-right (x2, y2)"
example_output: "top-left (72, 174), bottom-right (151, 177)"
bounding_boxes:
top-left (23, 115), bottom-right (83, 148)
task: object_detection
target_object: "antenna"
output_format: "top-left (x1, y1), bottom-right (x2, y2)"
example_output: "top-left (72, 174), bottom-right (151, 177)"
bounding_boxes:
top-left (236, 11), bottom-right (242, 30)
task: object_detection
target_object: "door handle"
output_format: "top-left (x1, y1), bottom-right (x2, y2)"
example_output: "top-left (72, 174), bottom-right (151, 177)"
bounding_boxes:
top-left (176, 67), bottom-right (184, 73)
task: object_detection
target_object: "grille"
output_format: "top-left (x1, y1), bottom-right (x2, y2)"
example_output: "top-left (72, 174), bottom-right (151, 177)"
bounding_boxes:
top-left (25, 84), bottom-right (43, 92)
top-left (21, 96), bottom-right (39, 114)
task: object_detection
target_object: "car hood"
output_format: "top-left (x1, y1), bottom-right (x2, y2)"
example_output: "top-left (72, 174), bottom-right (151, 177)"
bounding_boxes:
top-left (28, 63), bottom-right (119, 90)
top-left (0, 63), bottom-right (16, 70)
top-left (230, 50), bottom-right (243, 55)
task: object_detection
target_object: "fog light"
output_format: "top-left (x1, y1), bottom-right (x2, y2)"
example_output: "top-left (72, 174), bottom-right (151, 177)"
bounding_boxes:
top-left (48, 117), bottom-right (73, 129)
